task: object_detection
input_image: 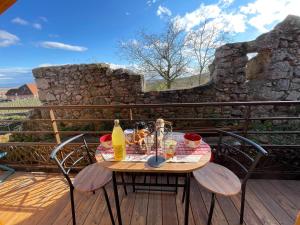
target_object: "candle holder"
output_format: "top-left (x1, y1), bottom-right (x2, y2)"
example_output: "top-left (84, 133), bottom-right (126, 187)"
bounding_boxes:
top-left (147, 119), bottom-right (172, 168)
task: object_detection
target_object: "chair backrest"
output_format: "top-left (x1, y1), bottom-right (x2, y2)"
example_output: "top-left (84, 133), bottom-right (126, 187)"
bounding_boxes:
top-left (50, 134), bottom-right (93, 186)
top-left (215, 130), bottom-right (268, 186)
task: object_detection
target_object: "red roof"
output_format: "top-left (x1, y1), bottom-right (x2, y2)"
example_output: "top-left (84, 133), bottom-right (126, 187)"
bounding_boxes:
top-left (26, 83), bottom-right (38, 96)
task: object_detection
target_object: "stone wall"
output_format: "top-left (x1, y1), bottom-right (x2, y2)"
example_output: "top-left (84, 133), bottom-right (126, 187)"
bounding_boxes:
top-left (210, 15), bottom-right (300, 102)
top-left (31, 15), bottom-right (300, 125)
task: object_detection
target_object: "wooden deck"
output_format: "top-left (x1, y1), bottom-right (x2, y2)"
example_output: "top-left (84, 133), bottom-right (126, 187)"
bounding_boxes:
top-left (0, 172), bottom-right (299, 225)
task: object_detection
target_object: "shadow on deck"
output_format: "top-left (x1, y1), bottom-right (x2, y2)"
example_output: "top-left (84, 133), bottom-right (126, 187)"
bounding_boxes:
top-left (0, 172), bottom-right (299, 225)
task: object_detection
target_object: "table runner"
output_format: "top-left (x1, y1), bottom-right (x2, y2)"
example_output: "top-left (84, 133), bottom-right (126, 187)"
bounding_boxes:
top-left (95, 132), bottom-right (211, 163)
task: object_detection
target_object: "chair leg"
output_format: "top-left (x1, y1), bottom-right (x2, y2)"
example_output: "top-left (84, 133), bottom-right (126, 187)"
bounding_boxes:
top-left (121, 173), bottom-right (127, 195)
top-left (132, 174), bottom-right (136, 192)
top-left (175, 175), bottom-right (178, 194)
top-left (103, 187), bottom-right (116, 225)
top-left (240, 186), bottom-right (246, 224)
top-left (70, 187), bottom-right (76, 225)
top-left (182, 177), bottom-right (186, 203)
top-left (207, 193), bottom-right (215, 225)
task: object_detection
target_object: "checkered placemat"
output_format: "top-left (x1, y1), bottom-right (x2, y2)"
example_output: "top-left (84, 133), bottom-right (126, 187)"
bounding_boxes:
top-left (95, 132), bottom-right (211, 163)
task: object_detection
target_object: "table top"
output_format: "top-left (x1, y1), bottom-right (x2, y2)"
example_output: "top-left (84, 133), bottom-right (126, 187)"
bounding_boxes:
top-left (97, 152), bottom-right (211, 173)
top-left (96, 132), bottom-right (211, 173)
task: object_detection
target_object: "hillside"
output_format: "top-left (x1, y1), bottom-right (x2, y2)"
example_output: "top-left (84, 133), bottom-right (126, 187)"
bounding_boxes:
top-left (144, 73), bottom-right (211, 91)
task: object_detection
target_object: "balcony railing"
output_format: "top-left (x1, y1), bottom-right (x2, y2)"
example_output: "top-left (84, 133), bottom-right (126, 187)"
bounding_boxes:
top-left (0, 101), bottom-right (299, 178)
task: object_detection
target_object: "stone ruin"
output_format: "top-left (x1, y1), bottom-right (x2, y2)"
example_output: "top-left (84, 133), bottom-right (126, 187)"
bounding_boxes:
top-left (30, 15), bottom-right (300, 129)
top-left (211, 14), bottom-right (300, 102)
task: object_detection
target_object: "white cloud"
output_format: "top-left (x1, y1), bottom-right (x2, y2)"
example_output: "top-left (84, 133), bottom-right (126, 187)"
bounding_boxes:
top-left (157, 5), bottom-right (172, 18)
top-left (172, 0), bottom-right (300, 36)
top-left (240, 0), bottom-right (300, 32)
top-left (174, 4), bottom-right (222, 30)
top-left (38, 63), bottom-right (61, 67)
top-left (147, 0), bottom-right (158, 6)
top-left (172, 0), bottom-right (248, 33)
top-left (11, 17), bottom-right (29, 25)
top-left (39, 41), bottom-right (88, 52)
top-left (0, 30), bottom-right (20, 47)
top-left (11, 17), bottom-right (46, 30)
top-left (0, 67), bottom-right (31, 75)
top-left (32, 23), bottom-right (42, 30)
top-left (0, 67), bottom-right (32, 87)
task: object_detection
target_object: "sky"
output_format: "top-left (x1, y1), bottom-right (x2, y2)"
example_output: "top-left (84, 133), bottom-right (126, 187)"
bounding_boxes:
top-left (0, 0), bottom-right (300, 88)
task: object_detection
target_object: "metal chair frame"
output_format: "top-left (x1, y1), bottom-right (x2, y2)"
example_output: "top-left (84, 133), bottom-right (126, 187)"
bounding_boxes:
top-left (187, 130), bottom-right (268, 225)
top-left (50, 134), bottom-right (115, 225)
top-left (0, 152), bottom-right (15, 183)
top-left (211, 130), bottom-right (268, 224)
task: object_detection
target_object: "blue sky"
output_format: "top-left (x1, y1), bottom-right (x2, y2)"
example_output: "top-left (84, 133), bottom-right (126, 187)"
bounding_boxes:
top-left (0, 0), bottom-right (299, 87)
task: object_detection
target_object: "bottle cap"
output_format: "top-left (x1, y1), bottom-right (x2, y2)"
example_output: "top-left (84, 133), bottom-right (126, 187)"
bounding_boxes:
top-left (114, 119), bottom-right (120, 126)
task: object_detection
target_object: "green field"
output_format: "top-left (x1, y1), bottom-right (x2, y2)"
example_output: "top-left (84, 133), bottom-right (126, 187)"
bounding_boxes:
top-left (0, 98), bottom-right (41, 119)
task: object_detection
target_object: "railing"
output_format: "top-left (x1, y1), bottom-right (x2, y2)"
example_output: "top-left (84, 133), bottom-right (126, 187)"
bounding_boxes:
top-left (0, 101), bottom-right (299, 178)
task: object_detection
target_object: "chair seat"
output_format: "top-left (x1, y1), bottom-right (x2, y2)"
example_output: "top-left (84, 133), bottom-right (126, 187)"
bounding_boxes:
top-left (73, 163), bottom-right (112, 192)
top-left (193, 162), bottom-right (241, 196)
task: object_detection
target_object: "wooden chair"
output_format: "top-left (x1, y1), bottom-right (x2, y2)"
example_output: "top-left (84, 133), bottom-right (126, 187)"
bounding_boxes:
top-left (50, 134), bottom-right (115, 225)
top-left (193, 130), bottom-right (268, 225)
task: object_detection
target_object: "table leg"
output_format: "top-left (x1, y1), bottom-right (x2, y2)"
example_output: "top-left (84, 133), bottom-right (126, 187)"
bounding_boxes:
top-left (112, 171), bottom-right (122, 225)
top-left (184, 173), bottom-right (191, 225)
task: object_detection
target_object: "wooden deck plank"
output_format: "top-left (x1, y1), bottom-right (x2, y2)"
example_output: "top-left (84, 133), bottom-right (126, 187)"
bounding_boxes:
top-left (161, 175), bottom-right (178, 225)
top-left (130, 175), bottom-right (149, 225)
top-left (20, 177), bottom-right (69, 225)
top-left (0, 173), bottom-right (299, 225)
top-left (270, 180), bottom-right (300, 209)
top-left (230, 192), bottom-right (263, 225)
top-left (189, 179), bottom-right (208, 225)
top-left (82, 189), bottom-right (107, 225)
top-left (176, 178), bottom-right (195, 225)
top-left (147, 175), bottom-right (162, 225)
top-left (99, 179), bottom-right (126, 225)
top-left (255, 179), bottom-right (298, 220)
top-left (51, 186), bottom-right (86, 224)
top-left (248, 181), bottom-right (294, 225)
top-left (66, 191), bottom-right (99, 225)
top-left (0, 173), bottom-right (59, 225)
top-left (217, 195), bottom-right (240, 225)
top-left (198, 184), bottom-right (229, 225)
top-left (244, 183), bottom-right (281, 225)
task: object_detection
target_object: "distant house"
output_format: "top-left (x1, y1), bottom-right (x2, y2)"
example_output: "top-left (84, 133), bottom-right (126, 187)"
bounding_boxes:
top-left (5, 83), bottom-right (39, 100)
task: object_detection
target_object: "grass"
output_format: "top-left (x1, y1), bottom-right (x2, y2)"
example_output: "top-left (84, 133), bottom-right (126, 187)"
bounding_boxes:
top-left (145, 74), bottom-right (211, 91)
top-left (0, 98), bottom-right (41, 118)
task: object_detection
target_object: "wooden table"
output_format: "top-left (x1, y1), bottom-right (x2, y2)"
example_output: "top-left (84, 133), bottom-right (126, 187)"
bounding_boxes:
top-left (97, 137), bottom-right (211, 225)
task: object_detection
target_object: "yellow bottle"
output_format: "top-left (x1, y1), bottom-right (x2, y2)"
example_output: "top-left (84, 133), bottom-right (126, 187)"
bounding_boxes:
top-left (112, 119), bottom-right (126, 160)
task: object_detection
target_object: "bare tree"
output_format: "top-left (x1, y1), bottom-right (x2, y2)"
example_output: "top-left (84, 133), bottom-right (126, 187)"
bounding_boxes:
top-left (186, 18), bottom-right (228, 85)
top-left (119, 21), bottom-right (188, 89)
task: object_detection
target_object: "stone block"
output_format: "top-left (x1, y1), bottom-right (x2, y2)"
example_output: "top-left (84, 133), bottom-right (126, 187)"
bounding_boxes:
top-left (46, 93), bottom-right (56, 101)
top-left (275, 79), bottom-right (290, 91)
top-left (36, 78), bottom-right (50, 90)
top-left (286, 91), bottom-right (300, 100)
